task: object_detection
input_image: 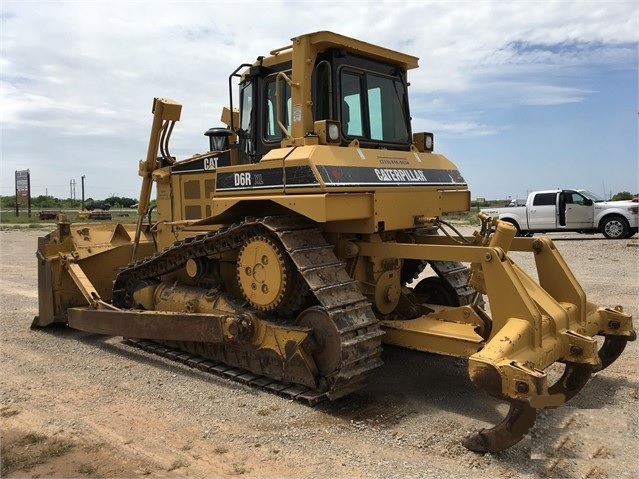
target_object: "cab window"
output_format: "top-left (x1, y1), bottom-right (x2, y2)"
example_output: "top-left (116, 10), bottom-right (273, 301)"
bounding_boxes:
top-left (265, 74), bottom-right (292, 142)
top-left (340, 69), bottom-right (409, 143)
top-left (533, 193), bottom-right (557, 206)
top-left (239, 82), bottom-right (253, 163)
top-left (569, 193), bottom-right (586, 205)
top-left (313, 61), bottom-right (332, 121)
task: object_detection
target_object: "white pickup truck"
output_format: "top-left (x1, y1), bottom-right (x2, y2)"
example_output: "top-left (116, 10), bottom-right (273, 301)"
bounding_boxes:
top-left (480, 189), bottom-right (639, 239)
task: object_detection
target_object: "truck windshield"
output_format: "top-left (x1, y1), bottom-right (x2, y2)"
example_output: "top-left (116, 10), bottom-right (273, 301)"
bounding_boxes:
top-left (580, 190), bottom-right (606, 202)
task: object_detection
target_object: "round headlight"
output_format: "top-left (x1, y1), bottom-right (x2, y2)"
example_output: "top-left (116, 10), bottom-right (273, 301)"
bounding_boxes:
top-left (425, 135), bottom-right (433, 150)
top-left (328, 123), bottom-right (340, 141)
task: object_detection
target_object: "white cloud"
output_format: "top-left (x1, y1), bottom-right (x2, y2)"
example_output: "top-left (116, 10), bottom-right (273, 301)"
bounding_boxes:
top-left (0, 0), bottom-right (637, 200)
top-left (412, 114), bottom-right (501, 138)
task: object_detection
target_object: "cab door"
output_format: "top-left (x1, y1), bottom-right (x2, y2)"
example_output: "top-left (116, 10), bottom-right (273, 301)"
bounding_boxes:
top-left (564, 190), bottom-right (594, 228)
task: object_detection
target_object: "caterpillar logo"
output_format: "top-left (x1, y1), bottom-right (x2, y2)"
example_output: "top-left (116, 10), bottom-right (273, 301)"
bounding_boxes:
top-left (204, 156), bottom-right (217, 171)
top-left (203, 157), bottom-right (218, 170)
top-left (374, 168), bottom-right (427, 182)
top-left (234, 172), bottom-right (251, 186)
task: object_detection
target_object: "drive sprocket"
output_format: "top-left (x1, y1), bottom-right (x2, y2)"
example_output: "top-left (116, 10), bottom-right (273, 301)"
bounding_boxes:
top-left (236, 235), bottom-right (291, 312)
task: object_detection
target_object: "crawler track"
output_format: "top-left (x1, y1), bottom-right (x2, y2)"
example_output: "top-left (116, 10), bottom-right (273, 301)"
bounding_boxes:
top-left (124, 338), bottom-right (330, 405)
top-left (113, 215), bottom-right (384, 399)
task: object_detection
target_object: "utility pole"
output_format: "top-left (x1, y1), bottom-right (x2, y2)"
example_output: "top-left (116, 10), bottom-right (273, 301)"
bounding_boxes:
top-left (81, 175), bottom-right (86, 210)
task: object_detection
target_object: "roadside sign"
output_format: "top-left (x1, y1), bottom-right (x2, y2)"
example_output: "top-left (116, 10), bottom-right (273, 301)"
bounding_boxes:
top-left (14, 169), bottom-right (31, 216)
top-left (16, 170), bottom-right (29, 191)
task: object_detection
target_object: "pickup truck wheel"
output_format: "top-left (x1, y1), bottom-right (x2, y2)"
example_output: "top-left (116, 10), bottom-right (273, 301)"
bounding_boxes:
top-left (601, 216), bottom-right (629, 239)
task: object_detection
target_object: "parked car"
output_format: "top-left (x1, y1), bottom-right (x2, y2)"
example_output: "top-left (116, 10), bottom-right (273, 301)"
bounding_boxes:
top-left (86, 201), bottom-right (111, 211)
top-left (481, 189), bottom-right (639, 239)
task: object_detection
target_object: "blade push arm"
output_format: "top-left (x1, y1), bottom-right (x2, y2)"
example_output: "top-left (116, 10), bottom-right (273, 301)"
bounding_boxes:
top-left (132, 98), bottom-right (182, 261)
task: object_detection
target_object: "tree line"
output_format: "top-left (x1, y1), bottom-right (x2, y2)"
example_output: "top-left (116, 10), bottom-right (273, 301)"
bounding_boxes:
top-left (0, 195), bottom-right (139, 209)
top-left (610, 191), bottom-right (637, 201)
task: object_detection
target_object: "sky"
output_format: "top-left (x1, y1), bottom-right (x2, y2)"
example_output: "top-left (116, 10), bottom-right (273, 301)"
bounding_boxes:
top-left (1, 0), bottom-right (637, 202)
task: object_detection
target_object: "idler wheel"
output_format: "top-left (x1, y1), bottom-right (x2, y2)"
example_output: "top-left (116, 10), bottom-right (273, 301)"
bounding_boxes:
top-left (297, 306), bottom-right (341, 376)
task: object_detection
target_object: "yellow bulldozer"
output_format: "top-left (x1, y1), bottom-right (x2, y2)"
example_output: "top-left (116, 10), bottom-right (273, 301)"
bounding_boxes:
top-left (33, 31), bottom-right (635, 453)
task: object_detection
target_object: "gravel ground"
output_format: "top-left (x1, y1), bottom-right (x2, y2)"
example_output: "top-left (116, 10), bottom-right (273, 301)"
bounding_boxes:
top-left (1, 226), bottom-right (638, 478)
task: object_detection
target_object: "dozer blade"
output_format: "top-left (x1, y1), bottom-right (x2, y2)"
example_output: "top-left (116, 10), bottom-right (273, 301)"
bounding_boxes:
top-left (67, 307), bottom-right (227, 342)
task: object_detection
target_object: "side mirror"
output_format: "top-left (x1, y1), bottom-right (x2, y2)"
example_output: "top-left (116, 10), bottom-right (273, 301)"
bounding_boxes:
top-left (584, 199), bottom-right (593, 206)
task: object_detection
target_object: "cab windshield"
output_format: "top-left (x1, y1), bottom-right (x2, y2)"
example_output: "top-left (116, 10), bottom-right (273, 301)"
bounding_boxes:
top-left (340, 69), bottom-right (409, 144)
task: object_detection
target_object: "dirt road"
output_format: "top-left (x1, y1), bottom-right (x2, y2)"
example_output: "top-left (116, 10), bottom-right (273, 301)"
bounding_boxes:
top-left (1, 227), bottom-right (638, 478)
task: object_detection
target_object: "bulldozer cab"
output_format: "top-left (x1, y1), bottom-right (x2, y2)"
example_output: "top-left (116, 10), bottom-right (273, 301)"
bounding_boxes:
top-left (230, 31), bottom-right (418, 164)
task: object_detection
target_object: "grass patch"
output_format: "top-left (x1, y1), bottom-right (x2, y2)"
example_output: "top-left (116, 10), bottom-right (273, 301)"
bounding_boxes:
top-left (17, 432), bottom-right (48, 446)
top-left (78, 463), bottom-right (99, 476)
top-left (167, 459), bottom-right (188, 471)
top-left (0, 211), bottom-right (40, 225)
top-left (0, 407), bottom-right (20, 418)
top-left (214, 445), bottom-right (229, 454)
top-left (46, 438), bottom-right (75, 457)
top-left (257, 405), bottom-right (280, 416)
top-left (1, 432), bottom-right (75, 475)
top-left (0, 211), bottom-right (141, 228)
top-left (231, 463), bottom-right (248, 475)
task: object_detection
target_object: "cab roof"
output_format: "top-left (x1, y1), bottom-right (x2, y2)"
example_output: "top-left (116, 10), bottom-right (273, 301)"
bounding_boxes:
top-left (258, 31), bottom-right (419, 70)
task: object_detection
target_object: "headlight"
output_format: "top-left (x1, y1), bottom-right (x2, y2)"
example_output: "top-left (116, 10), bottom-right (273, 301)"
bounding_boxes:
top-left (328, 122), bottom-right (340, 141)
top-left (313, 120), bottom-right (341, 144)
top-left (412, 132), bottom-right (434, 152)
top-left (424, 134), bottom-right (433, 150)
top-left (629, 206), bottom-right (639, 214)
